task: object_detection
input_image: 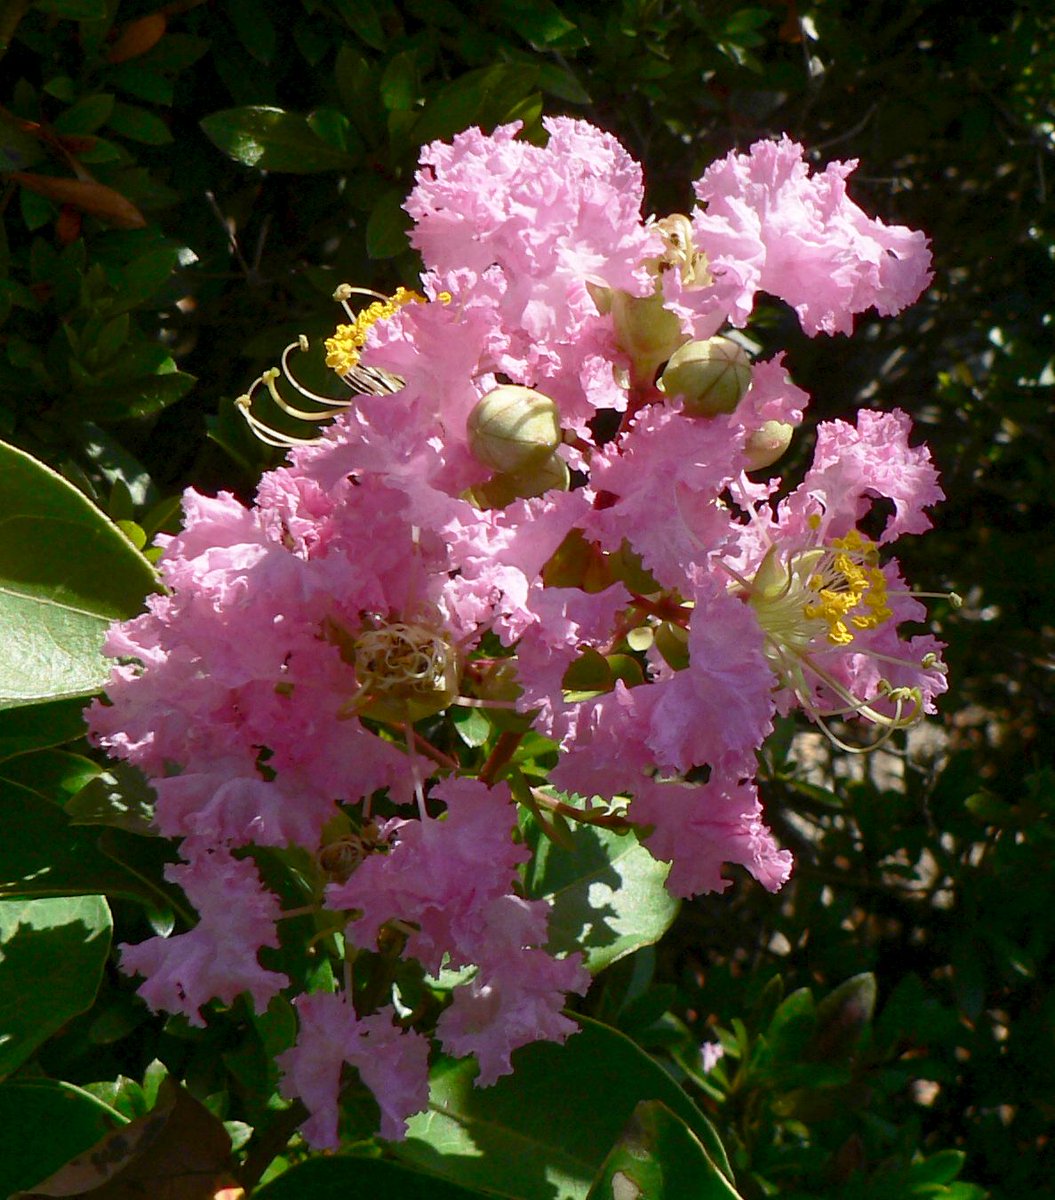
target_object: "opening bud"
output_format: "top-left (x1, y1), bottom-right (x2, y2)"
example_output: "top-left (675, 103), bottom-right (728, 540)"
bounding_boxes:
top-left (744, 420), bottom-right (795, 471)
top-left (610, 288), bottom-right (686, 387)
top-left (467, 385), bottom-right (562, 474)
top-left (470, 452), bottom-right (571, 509)
top-left (659, 336), bottom-right (752, 417)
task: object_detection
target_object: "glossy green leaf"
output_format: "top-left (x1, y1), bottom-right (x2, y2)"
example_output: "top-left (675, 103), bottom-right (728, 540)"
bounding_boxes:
top-left (0, 894), bottom-right (111, 1078)
top-left (53, 93), bottom-right (115, 135)
top-left (200, 106), bottom-right (359, 173)
top-left (523, 817), bottom-right (679, 973)
top-left (0, 1079), bottom-right (124, 1196)
top-left (66, 761), bottom-right (157, 835)
top-left (381, 51), bottom-right (420, 111)
top-left (399, 1016), bottom-right (730, 1200)
top-left (254, 1156), bottom-right (499, 1199)
top-left (82, 372), bottom-right (195, 421)
top-left (0, 777), bottom-right (178, 913)
top-left (413, 64), bottom-right (539, 146)
top-left (0, 697), bottom-right (88, 762)
top-left (0, 746), bottom-right (99, 801)
top-left (586, 1100), bottom-right (744, 1200)
top-left (494, 0), bottom-right (583, 48)
top-left (0, 440), bottom-right (155, 708)
top-left (107, 102), bottom-right (173, 145)
top-left (451, 705), bottom-right (490, 748)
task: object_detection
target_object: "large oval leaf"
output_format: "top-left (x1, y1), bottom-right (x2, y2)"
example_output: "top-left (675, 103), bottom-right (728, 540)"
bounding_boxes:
top-left (0, 441), bottom-right (155, 709)
top-left (586, 1100), bottom-right (744, 1200)
top-left (522, 818), bottom-right (679, 973)
top-left (397, 1016), bottom-right (731, 1200)
top-left (0, 894), bottom-right (112, 1078)
top-left (254, 1156), bottom-right (502, 1199)
top-left (0, 777), bottom-right (183, 918)
top-left (0, 1079), bottom-right (124, 1197)
top-left (200, 106), bottom-right (360, 173)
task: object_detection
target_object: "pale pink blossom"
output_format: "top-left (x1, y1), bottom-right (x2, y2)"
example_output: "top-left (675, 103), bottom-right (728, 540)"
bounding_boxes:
top-left (277, 993), bottom-right (430, 1147)
top-left (120, 849), bottom-right (287, 1025)
top-left (691, 135), bottom-right (933, 335)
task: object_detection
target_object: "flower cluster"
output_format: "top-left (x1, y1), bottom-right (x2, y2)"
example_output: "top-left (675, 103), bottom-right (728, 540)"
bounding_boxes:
top-left (89, 119), bottom-right (947, 1148)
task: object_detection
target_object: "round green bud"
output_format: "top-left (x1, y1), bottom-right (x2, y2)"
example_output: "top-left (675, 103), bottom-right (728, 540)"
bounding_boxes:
top-left (659, 336), bottom-right (752, 417)
top-left (467, 385), bottom-right (561, 474)
top-left (744, 420), bottom-right (795, 471)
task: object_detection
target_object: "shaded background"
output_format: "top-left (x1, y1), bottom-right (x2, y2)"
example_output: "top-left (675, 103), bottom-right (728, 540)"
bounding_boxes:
top-left (1, 1), bottom-right (1052, 1195)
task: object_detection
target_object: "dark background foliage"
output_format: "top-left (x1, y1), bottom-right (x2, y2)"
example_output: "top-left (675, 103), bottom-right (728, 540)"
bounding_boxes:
top-left (1, 1), bottom-right (1052, 1196)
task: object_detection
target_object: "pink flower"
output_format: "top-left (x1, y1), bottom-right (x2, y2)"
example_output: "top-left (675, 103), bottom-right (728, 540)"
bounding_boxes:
top-left (120, 848), bottom-right (287, 1025)
top-left (645, 573), bottom-right (775, 775)
top-left (632, 776), bottom-right (793, 898)
top-left (436, 951), bottom-right (587, 1087)
top-left (691, 135), bottom-right (933, 335)
top-left (328, 778), bottom-right (530, 974)
top-left (700, 1040), bottom-right (725, 1073)
top-left (277, 993), bottom-right (430, 1147)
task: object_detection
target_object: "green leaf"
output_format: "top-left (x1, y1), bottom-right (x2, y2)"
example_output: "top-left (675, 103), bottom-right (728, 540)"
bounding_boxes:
top-left (80, 422), bottom-right (161, 509)
top-left (0, 440), bottom-right (156, 708)
top-left (0, 111), bottom-right (45, 172)
top-left (20, 185), bottom-right (55, 231)
top-left (71, 366), bottom-right (196, 420)
top-left (413, 64), bottom-right (539, 146)
top-left (523, 817), bottom-right (679, 973)
top-left (0, 697), bottom-right (88, 762)
top-left (907, 1149), bottom-right (967, 1186)
top-left (399, 1015), bottom-right (729, 1200)
top-left (224, 0), bottom-right (277, 64)
top-left (66, 761), bottom-right (157, 836)
top-left (494, 0), bottom-right (584, 48)
top-left (0, 746), bottom-right (99, 801)
top-left (366, 188), bottom-right (411, 259)
top-left (0, 1078), bottom-right (124, 1197)
top-left (53, 93), bottom-right (115, 135)
top-left (200, 106), bottom-right (359, 173)
top-left (0, 777), bottom-right (179, 913)
top-left (254, 1157), bottom-right (498, 1199)
top-left (451, 705), bottom-right (490, 748)
top-left (107, 102), bottom-right (173, 145)
top-left (0, 894), bottom-right (111, 1077)
top-left (586, 1100), bottom-right (744, 1200)
top-left (307, 107), bottom-right (364, 158)
top-left (756, 987), bottom-right (816, 1071)
top-left (537, 62), bottom-right (592, 106)
top-left (381, 51), bottom-right (420, 111)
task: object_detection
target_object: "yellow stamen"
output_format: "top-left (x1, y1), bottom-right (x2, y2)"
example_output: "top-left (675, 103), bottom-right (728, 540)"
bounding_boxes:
top-left (325, 286), bottom-right (424, 376)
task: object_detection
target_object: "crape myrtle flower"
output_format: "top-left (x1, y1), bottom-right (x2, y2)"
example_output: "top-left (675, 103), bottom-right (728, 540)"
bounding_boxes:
top-left (89, 117), bottom-right (945, 1149)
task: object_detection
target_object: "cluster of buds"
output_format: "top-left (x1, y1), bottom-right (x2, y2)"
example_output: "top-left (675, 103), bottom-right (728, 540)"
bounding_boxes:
top-left (90, 119), bottom-right (950, 1149)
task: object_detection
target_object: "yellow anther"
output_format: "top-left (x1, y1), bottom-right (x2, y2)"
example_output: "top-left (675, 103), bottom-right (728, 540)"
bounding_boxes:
top-left (325, 287), bottom-right (424, 376)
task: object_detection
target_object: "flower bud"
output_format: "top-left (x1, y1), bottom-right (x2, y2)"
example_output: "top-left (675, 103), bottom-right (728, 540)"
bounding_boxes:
top-left (470, 451), bottom-right (570, 509)
top-left (659, 337), bottom-right (751, 417)
top-left (467, 385), bottom-right (561, 474)
top-left (744, 420), bottom-right (795, 471)
top-left (610, 289), bottom-right (686, 387)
